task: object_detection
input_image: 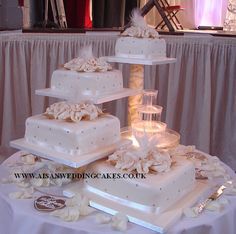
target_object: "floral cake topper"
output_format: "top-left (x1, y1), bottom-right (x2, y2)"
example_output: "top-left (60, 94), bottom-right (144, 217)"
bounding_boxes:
top-left (122, 9), bottom-right (159, 38)
top-left (64, 45), bottom-right (112, 72)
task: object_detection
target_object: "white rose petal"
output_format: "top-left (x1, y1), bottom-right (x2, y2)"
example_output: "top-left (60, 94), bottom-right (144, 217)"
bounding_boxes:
top-left (9, 187), bottom-right (34, 199)
top-left (51, 206), bottom-right (80, 222)
top-left (183, 207), bottom-right (199, 218)
top-left (66, 193), bottom-right (82, 207)
top-left (21, 154), bottom-right (37, 165)
top-left (95, 213), bottom-right (112, 224)
top-left (79, 205), bottom-right (94, 216)
top-left (45, 102), bottom-right (102, 122)
top-left (111, 213), bottom-right (128, 231)
top-left (206, 200), bottom-right (225, 212)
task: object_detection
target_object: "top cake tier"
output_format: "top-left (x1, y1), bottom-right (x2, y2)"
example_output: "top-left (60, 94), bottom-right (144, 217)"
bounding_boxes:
top-left (114, 10), bottom-right (166, 59)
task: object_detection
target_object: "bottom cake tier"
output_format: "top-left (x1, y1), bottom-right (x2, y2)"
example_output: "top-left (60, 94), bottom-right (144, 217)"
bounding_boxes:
top-left (84, 156), bottom-right (195, 214)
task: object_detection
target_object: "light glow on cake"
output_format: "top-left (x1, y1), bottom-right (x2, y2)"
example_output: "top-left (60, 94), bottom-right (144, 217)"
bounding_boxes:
top-left (128, 135), bottom-right (139, 147)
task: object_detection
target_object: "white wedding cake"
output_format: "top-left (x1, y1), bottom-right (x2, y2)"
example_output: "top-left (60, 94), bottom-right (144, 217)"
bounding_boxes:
top-left (51, 69), bottom-right (123, 98)
top-left (24, 102), bottom-right (120, 156)
top-left (115, 11), bottom-right (166, 59)
top-left (12, 47), bottom-right (130, 158)
top-left (84, 90), bottom-right (196, 216)
top-left (51, 50), bottom-right (123, 98)
top-left (85, 156), bottom-right (195, 214)
top-left (9, 42), bottom-right (214, 232)
top-left (49, 47), bottom-right (124, 99)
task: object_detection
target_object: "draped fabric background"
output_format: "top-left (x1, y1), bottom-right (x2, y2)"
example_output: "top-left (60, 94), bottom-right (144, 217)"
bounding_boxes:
top-left (192, 0), bottom-right (228, 27)
top-left (92, 0), bottom-right (125, 28)
top-left (0, 32), bottom-right (235, 170)
top-left (64, 0), bottom-right (92, 28)
top-left (140, 0), bottom-right (229, 28)
top-left (92, 0), bottom-right (140, 28)
top-left (124, 0), bottom-right (141, 25)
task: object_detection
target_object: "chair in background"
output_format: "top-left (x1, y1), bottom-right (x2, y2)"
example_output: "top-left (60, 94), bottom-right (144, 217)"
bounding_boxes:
top-left (139, 0), bottom-right (183, 32)
top-left (156, 0), bottom-right (184, 30)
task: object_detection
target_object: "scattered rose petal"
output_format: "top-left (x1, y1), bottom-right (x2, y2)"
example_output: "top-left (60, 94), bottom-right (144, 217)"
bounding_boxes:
top-left (111, 213), bottom-right (128, 231)
top-left (95, 213), bottom-right (112, 224)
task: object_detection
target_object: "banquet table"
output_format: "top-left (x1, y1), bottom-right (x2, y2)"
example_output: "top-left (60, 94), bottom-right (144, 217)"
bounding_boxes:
top-left (0, 151), bottom-right (236, 234)
top-left (0, 31), bottom-right (236, 170)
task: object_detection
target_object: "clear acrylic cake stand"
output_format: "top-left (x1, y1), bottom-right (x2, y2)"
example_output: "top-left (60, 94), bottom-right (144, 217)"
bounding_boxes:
top-left (104, 56), bottom-right (176, 125)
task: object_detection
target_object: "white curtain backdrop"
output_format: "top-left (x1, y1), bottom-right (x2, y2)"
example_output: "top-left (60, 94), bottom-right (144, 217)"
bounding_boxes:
top-left (140, 0), bottom-right (229, 28)
top-left (192, 0), bottom-right (228, 27)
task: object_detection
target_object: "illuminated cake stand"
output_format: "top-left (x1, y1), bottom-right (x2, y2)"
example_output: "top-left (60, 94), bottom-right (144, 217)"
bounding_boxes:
top-left (125, 89), bottom-right (180, 150)
top-left (104, 56), bottom-right (176, 125)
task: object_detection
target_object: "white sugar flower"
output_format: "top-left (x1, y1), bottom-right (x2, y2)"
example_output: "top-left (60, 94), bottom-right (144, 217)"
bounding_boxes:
top-left (111, 213), bottom-right (128, 231)
top-left (21, 154), bottom-right (37, 165)
top-left (51, 206), bottom-right (80, 222)
top-left (9, 187), bottom-right (34, 199)
top-left (45, 101), bottom-right (103, 122)
top-left (95, 214), bottom-right (111, 224)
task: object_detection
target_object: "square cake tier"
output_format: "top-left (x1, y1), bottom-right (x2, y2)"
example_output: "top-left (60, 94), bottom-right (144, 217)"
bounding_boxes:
top-left (51, 69), bottom-right (123, 98)
top-left (85, 157), bottom-right (195, 214)
top-left (25, 114), bottom-right (120, 156)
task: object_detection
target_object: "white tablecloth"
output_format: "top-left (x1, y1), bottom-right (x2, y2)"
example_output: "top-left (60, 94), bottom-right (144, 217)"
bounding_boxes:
top-left (0, 32), bottom-right (236, 170)
top-left (0, 152), bottom-right (236, 234)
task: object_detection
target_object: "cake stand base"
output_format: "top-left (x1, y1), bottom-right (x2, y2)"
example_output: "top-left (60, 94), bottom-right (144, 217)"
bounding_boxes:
top-left (35, 88), bottom-right (142, 104)
top-left (10, 138), bottom-right (131, 168)
top-left (63, 180), bottom-right (209, 233)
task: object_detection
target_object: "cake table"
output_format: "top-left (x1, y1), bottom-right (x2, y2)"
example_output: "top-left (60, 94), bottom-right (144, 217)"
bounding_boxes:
top-left (0, 152), bottom-right (236, 234)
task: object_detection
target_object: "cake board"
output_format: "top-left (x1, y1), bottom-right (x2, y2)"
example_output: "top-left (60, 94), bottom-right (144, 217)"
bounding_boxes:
top-left (63, 180), bottom-right (210, 233)
top-left (10, 138), bottom-right (131, 168)
top-left (104, 56), bottom-right (177, 65)
top-left (35, 88), bottom-right (142, 104)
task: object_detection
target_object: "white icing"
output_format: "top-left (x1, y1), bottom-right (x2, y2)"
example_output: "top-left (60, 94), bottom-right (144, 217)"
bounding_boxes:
top-left (51, 69), bottom-right (123, 97)
top-left (45, 101), bottom-right (103, 122)
top-left (115, 37), bottom-right (166, 59)
top-left (115, 10), bottom-right (166, 59)
top-left (86, 157), bottom-right (195, 214)
top-left (25, 114), bottom-right (120, 156)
